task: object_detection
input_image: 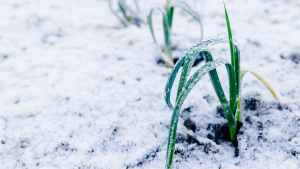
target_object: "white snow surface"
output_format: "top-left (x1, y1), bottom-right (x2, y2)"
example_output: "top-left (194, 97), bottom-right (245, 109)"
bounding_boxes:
top-left (0, 0), bottom-right (300, 168)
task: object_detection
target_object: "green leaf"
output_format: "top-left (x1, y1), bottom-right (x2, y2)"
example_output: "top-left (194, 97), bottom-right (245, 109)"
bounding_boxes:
top-left (237, 96), bottom-right (242, 121)
top-left (147, 8), bottom-right (173, 67)
top-left (118, 0), bottom-right (146, 24)
top-left (224, 2), bottom-right (234, 66)
top-left (108, 0), bottom-right (129, 27)
top-left (224, 2), bottom-right (240, 116)
top-left (234, 45), bottom-right (241, 117)
top-left (165, 55), bottom-right (186, 109)
top-left (147, 8), bottom-right (158, 44)
top-left (176, 50), bottom-right (198, 101)
top-left (234, 45), bottom-right (241, 95)
top-left (162, 12), bottom-right (172, 58)
top-left (165, 57), bottom-right (236, 169)
top-left (118, 0), bottom-right (130, 22)
top-left (167, 6), bottom-right (174, 28)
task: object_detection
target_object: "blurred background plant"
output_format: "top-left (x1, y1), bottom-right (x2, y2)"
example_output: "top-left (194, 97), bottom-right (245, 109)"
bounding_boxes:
top-left (108, 0), bottom-right (146, 27)
top-left (147, 0), bottom-right (203, 67)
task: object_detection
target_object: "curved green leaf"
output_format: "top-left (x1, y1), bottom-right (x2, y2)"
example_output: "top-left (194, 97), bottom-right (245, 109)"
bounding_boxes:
top-left (147, 8), bottom-right (173, 67)
top-left (118, 0), bottom-right (146, 23)
top-left (118, 0), bottom-right (131, 22)
top-left (147, 8), bottom-right (158, 44)
top-left (165, 55), bottom-right (186, 109)
top-left (108, 0), bottom-right (129, 27)
top-left (165, 37), bottom-right (232, 109)
top-left (176, 49), bottom-right (198, 101)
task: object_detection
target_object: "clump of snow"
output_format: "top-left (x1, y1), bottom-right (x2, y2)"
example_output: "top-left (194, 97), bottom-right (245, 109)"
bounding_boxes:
top-left (0, 0), bottom-right (299, 168)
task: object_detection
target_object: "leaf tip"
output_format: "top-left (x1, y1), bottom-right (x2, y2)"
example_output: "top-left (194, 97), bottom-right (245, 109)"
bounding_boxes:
top-left (223, 1), bottom-right (227, 12)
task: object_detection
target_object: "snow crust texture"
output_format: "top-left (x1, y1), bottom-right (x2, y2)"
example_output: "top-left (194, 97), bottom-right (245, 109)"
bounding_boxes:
top-left (0, 0), bottom-right (299, 168)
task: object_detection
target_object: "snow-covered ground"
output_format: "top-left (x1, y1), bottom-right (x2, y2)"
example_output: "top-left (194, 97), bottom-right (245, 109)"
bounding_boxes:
top-left (0, 0), bottom-right (299, 168)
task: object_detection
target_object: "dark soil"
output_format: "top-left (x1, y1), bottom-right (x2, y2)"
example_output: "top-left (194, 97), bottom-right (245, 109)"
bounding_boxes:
top-left (290, 53), bottom-right (300, 64)
top-left (175, 96), bottom-right (287, 161)
top-left (180, 106), bottom-right (194, 120)
top-left (291, 150), bottom-right (300, 157)
top-left (216, 105), bottom-right (226, 118)
top-left (178, 105), bottom-right (245, 157)
top-left (176, 133), bottom-right (203, 146)
top-left (184, 118), bottom-right (196, 132)
top-left (281, 52), bottom-right (300, 64)
top-left (243, 96), bottom-right (288, 117)
top-left (206, 121), bottom-right (243, 157)
top-left (156, 58), bottom-right (165, 66)
top-left (131, 17), bottom-right (141, 27)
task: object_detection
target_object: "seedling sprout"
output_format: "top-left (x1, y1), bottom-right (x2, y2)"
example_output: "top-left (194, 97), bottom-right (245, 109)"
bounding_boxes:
top-left (109, 0), bottom-right (146, 27)
top-left (163, 3), bottom-right (281, 168)
top-left (147, 0), bottom-right (203, 67)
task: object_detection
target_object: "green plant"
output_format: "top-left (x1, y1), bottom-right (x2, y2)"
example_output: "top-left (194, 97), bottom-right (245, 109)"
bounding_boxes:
top-left (164, 3), bottom-right (281, 168)
top-left (109, 0), bottom-right (146, 27)
top-left (147, 0), bottom-right (203, 67)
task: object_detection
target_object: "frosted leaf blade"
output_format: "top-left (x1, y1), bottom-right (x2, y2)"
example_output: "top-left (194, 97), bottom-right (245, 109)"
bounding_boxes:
top-left (165, 37), bottom-right (234, 109)
top-left (165, 56), bottom-right (186, 109)
top-left (224, 2), bottom-right (235, 67)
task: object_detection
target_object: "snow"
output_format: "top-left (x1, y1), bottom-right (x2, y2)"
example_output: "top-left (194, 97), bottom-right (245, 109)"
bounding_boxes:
top-left (0, 0), bottom-right (299, 168)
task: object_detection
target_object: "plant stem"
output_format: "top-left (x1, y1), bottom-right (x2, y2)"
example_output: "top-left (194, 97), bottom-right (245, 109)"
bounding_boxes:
top-left (162, 11), bottom-right (173, 67)
top-left (163, 45), bottom-right (174, 67)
